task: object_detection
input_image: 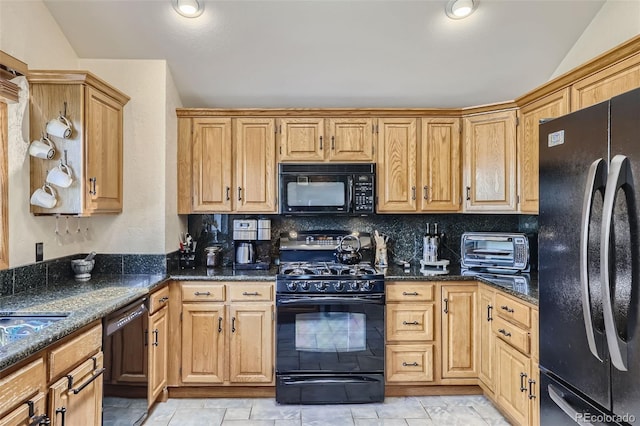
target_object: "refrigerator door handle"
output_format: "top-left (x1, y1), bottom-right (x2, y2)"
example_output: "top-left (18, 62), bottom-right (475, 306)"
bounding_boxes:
top-left (601, 154), bottom-right (630, 371)
top-left (548, 384), bottom-right (594, 425)
top-left (580, 158), bottom-right (605, 362)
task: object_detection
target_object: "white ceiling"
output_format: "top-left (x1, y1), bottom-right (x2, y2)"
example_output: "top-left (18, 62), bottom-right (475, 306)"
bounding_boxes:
top-left (42, 0), bottom-right (606, 108)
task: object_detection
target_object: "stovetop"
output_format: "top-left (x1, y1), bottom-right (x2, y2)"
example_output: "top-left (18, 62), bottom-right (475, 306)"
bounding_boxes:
top-left (276, 261), bottom-right (384, 294)
top-left (279, 261), bottom-right (379, 277)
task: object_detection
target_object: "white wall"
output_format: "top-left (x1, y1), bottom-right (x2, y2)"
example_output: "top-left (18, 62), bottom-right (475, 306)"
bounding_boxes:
top-left (1, 1), bottom-right (185, 267)
top-left (552, 0), bottom-right (640, 78)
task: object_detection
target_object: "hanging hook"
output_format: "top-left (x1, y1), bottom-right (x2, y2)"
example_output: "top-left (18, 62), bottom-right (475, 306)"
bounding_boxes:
top-left (62, 149), bottom-right (68, 166)
top-left (62, 101), bottom-right (67, 118)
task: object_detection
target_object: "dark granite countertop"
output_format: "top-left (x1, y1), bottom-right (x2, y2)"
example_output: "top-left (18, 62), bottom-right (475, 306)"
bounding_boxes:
top-left (170, 266), bottom-right (279, 281)
top-left (0, 274), bottom-right (167, 372)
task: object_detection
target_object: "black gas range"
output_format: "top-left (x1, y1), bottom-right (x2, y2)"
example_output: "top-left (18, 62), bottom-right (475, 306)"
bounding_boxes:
top-left (275, 231), bottom-right (385, 405)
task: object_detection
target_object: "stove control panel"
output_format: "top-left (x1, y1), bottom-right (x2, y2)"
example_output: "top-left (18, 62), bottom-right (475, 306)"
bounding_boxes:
top-left (277, 278), bottom-right (384, 294)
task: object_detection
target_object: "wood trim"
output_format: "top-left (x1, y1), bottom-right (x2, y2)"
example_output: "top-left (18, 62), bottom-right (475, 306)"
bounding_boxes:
top-left (167, 386), bottom-right (275, 398)
top-left (177, 118), bottom-right (192, 214)
top-left (27, 70), bottom-right (130, 105)
top-left (385, 384), bottom-right (482, 397)
top-left (0, 50), bottom-right (28, 76)
top-left (0, 103), bottom-right (7, 269)
top-left (178, 108), bottom-right (464, 118)
top-left (516, 34), bottom-right (640, 107)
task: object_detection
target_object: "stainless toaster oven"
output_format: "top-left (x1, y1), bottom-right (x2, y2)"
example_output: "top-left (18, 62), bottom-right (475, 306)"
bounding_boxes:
top-left (460, 232), bottom-right (531, 272)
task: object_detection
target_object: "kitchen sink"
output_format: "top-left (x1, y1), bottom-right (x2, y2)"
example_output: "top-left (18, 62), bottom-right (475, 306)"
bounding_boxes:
top-left (0, 314), bottom-right (68, 347)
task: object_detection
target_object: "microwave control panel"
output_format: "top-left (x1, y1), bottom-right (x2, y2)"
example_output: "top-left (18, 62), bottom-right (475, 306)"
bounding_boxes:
top-left (353, 174), bottom-right (375, 213)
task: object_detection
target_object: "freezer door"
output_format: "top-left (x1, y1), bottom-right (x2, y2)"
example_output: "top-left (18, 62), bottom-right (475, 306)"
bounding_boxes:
top-left (539, 101), bottom-right (611, 410)
top-left (609, 87), bottom-right (640, 421)
top-left (541, 371), bottom-right (623, 425)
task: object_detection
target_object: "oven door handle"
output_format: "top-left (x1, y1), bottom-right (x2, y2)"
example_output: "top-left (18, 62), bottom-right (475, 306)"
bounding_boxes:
top-left (277, 295), bottom-right (384, 305)
top-left (280, 376), bottom-right (381, 385)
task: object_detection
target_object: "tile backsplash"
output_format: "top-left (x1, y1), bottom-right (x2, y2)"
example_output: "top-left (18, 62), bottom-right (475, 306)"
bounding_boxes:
top-left (188, 213), bottom-right (538, 267)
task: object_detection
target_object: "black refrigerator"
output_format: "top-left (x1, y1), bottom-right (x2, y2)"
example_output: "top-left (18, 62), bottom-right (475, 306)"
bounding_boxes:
top-left (539, 87), bottom-right (640, 425)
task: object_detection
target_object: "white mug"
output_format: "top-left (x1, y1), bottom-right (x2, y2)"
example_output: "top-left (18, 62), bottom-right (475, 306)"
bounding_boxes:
top-left (46, 115), bottom-right (73, 139)
top-left (29, 136), bottom-right (56, 159)
top-left (46, 163), bottom-right (73, 188)
top-left (30, 184), bottom-right (57, 209)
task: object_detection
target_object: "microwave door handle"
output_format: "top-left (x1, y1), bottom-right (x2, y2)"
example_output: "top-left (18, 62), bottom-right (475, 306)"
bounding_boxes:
top-left (580, 158), bottom-right (605, 362)
top-left (348, 176), bottom-right (354, 212)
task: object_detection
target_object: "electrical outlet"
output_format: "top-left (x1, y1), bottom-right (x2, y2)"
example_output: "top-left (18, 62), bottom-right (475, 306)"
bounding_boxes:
top-left (35, 242), bottom-right (44, 262)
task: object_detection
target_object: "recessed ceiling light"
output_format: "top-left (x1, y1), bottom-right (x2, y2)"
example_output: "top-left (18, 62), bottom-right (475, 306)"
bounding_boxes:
top-left (445, 0), bottom-right (478, 19)
top-left (172, 0), bottom-right (204, 18)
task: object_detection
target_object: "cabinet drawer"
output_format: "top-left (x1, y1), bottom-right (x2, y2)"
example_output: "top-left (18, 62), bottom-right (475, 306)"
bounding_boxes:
top-left (49, 323), bottom-right (102, 381)
top-left (495, 293), bottom-right (531, 329)
top-left (386, 303), bottom-right (435, 342)
top-left (0, 391), bottom-right (46, 426)
top-left (0, 358), bottom-right (45, 418)
top-left (182, 283), bottom-right (225, 302)
top-left (492, 316), bottom-right (530, 355)
top-left (386, 283), bottom-right (435, 302)
top-left (228, 283), bottom-right (273, 302)
top-left (385, 344), bottom-right (434, 383)
top-left (149, 285), bottom-right (170, 314)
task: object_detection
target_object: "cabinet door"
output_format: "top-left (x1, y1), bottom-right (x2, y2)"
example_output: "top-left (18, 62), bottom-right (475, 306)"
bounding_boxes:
top-left (571, 53), bottom-right (640, 111)
top-left (228, 304), bottom-right (273, 383)
top-left (463, 110), bottom-right (517, 212)
top-left (148, 306), bottom-right (168, 407)
top-left (279, 118), bottom-right (325, 161)
top-left (478, 286), bottom-right (495, 392)
top-left (529, 362), bottom-right (540, 426)
top-left (495, 339), bottom-right (530, 426)
top-left (327, 118), bottom-right (375, 162)
top-left (518, 89), bottom-right (570, 213)
top-left (181, 303), bottom-right (225, 384)
top-left (0, 392), bottom-right (46, 426)
top-left (386, 303), bottom-right (435, 342)
top-left (49, 352), bottom-right (104, 426)
top-left (420, 118), bottom-right (461, 211)
top-left (376, 118), bottom-right (418, 212)
top-left (441, 284), bottom-right (478, 379)
top-left (84, 86), bottom-right (124, 213)
top-left (234, 118), bottom-right (277, 212)
top-left (191, 118), bottom-right (233, 212)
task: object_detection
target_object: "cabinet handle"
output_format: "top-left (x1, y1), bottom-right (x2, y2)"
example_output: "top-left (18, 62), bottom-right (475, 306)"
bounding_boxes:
top-left (402, 292), bottom-right (419, 296)
top-left (520, 372), bottom-right (528, 392)
top-left (89, 177), bottom-right (97, 196)
top-left (487, 305), bottom-right (493, 321)
top-left (226, 186), bottom-right (230, 201)
top-left (402, 321), bottom-right (420, 325)
top-left (67, 368), bottom-right (105, 395)
top-left (232, 317), bottom-right (236, 333)
top-left (194, 291), bottom-right (211, 296)
top-left (411, 186), bottom-right (416, 200)
top-left (159, 296), bottom-right (169, 304)
top-left (528, 378), bottom-right (537, 400)
top-left (29, 414), bottom-right (50, 426)
top-left (153, 329), bottom-right (159, 347)
top-left (444, 298), bottom-right (449, 314)
top-left (55, 407), bottom-right (67, 426)
top-left (319, 136), bottom-right (323, 149)
top-left (498, 328), bottom-right (512, 337)
top-left (331, 136), bottom-right (335, 150)
top-left (465, 186), bottom-right (471, 201)
top-left (242, 291), bottom-right (259, 296)
top-left (501, 305), bottom-right (515, 313)
top-left (402, 362), bottom-right (419, 367)
top-left (218, 317), bottom-right (223, 333)
top-left (423, 185), bottom-right (429, 200)
top-left (238, 186), bottom-right (242, 201)
top-left (144, 329), bottom-right (148, 346)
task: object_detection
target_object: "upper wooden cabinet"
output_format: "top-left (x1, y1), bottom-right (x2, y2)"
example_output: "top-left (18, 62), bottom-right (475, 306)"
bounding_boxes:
top-left (420, 118), bottom-right (461, 212)
top-left (463, 109), bottom-right (517, 212)
top-left (29, 71), bottom-right (129, 215)
top-left (571, 53), bottom-right (640, 111)
top-left (178, 117), bottom-right (277, 213)
top-left (278, 117), bottom-right (375, 162)
top-left (518, 89), bottom-right (570, 214)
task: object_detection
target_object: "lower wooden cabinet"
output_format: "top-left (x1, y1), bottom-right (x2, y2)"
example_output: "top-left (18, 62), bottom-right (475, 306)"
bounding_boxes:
top-left (0, 358), bottom-right (46, 426)
top-left (179, 281), bottom-right (274, 386)
top-left (478, 285), bottom-right (495, 394)
top-left (386, 344), bottom-right (434, 383)
top-left (441, 283), bottom-right (478, 380)
top-left (148, 302), bottom-right (169, 406)
top-left (494, 339), bottom-right (530, 426)
top-left (0, 391), bottom-right (47, 426)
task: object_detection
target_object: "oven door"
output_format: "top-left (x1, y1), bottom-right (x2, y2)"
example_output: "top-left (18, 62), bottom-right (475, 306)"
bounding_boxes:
top-left (279, 173), bottom-right (352, 214)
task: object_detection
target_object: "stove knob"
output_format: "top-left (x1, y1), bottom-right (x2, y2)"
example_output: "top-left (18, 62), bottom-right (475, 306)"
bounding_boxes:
top-left (334, 281), bottom-right (345, 291)
top-left (286, 282), bottom-right (297, 291)
top-left (362, 281), bottom-right (374, 291)
top-left (316, 281), bottom-right (328, 291)
top-left (299, 281), bottom-right (310, 291)
top-left (350, 281), bottom-right (360, 290)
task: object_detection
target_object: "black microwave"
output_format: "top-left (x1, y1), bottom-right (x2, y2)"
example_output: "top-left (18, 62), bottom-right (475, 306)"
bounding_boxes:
top-left (279, 163), bottom-right (375, 215)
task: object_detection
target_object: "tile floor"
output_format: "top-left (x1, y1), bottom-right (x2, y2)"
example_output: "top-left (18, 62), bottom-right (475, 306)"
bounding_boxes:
top-left (120, 395), bottom-right (512, 426)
